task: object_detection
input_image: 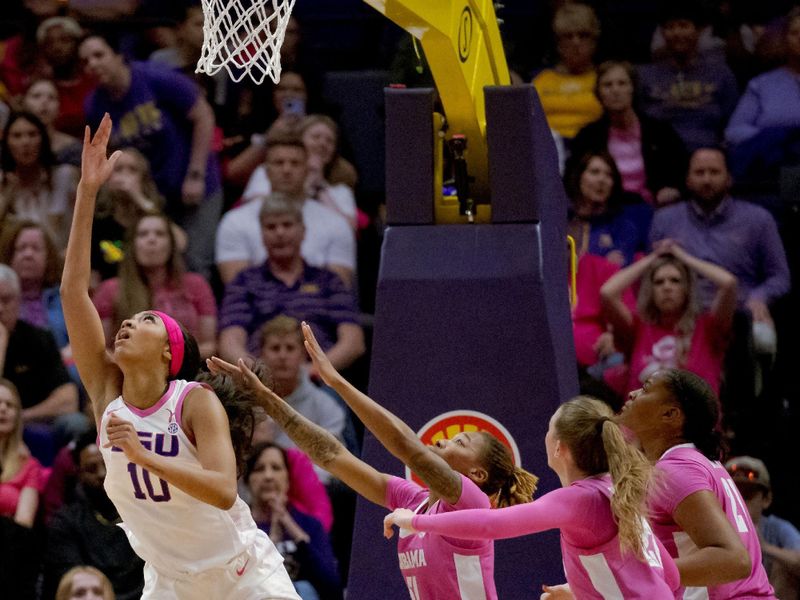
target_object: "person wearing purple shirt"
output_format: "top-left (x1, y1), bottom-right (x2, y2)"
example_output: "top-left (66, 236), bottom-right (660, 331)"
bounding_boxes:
top-left (649, 148), bottom-right (789, 327)
top-left (218, 193), bottom-right (365, 371)
top-left (637, 4), bottom-right (739, 151)
top-left (79, 33), bottom-right (220, 278)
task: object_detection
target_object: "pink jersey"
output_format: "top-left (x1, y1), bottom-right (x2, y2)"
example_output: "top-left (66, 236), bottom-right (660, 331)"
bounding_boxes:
top-left (651, 444), bottom-right (775, 599)
top-left (412, 475), bottom-right (679, 599)
top-left (386, 475), bottom-right (496, 600)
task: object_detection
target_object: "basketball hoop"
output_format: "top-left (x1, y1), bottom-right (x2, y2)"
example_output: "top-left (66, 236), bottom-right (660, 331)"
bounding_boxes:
top-left (196, 0), bottom-right (296, 85)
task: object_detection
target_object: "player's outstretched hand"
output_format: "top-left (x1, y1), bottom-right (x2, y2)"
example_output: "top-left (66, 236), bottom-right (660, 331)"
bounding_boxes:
top-left (206, 356), bottom-right (285, 410)
top-left (301, 321), bottom-right (341, 387)
top-left (81, 113), bottom-right (122, 192)
top-left (540, 583), bottom-right (574, 600)
top-left (383, 508), bottom-right (416, 539)
top-left (104, 414), bottom-right (146, 463)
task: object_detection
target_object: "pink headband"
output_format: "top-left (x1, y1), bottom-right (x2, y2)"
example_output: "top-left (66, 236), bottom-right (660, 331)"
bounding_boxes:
top-left (151, 311), bottom-right (184, 378)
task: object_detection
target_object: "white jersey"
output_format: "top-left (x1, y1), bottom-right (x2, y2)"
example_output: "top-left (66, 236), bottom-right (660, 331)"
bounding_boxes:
top-left (99, 379), bottom-right (283, 578)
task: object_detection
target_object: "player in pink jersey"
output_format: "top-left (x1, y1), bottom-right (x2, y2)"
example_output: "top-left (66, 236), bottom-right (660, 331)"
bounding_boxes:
top-left (384, 396), bottom-right (681, 599)
top-left (207, 321), bottom-right (539, 600)
top-left (61, 116), bottom-right (299, 599)
top-left (618, 368), bottom-right (775, 599)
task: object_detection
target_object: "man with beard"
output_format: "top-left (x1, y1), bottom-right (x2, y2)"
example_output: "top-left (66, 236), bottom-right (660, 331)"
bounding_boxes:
top-left (43, 429), bottom-right (144, 600)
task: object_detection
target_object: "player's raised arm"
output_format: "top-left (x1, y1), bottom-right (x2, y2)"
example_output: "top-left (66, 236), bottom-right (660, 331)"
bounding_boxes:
top-left (61, 115), bottom-right (122, 421)
top-left (301, 322), bottom-right (467, 503)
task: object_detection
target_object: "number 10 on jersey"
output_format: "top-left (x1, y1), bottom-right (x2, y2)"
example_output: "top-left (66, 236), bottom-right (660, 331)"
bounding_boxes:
top-left (127, 462), bottom-right (171, 502)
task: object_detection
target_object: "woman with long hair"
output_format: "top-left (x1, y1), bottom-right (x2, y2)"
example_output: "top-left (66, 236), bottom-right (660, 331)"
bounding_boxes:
top-left (60, 116), bottom-right (299, 599)
top-left (600, 241), bottom-right (737, 396)
top-left (566, 151), bottom-right (652, 268)
top-left (92, 212), bottom-right (216, 358)
top-left (0, 378), bottom-right (45, 528)
top-left (618, 369), bottom-right (775, 598)
top-left (208, 321), bottom-right (540, 600)
top-left (245, 442), bottom-right (343, 600)
top-left (570, 60), bottom-right (687, 206)
top-left (0, 111), bottom-right (78, 249)
top-left (384, 396), bottom-right (679, 598)
top-left (22, 78), bottom-right (82, 166)
top-left (55, 565), bottom-right (115, 600)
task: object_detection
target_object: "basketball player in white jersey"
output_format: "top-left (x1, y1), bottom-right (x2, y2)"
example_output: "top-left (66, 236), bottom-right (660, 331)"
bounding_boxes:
top-left (61, 115), bottom-right (300, 599)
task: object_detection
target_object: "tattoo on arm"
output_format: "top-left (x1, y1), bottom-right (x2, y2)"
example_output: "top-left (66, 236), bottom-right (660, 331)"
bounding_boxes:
top-left (407, 449), bottom-right (463, 504)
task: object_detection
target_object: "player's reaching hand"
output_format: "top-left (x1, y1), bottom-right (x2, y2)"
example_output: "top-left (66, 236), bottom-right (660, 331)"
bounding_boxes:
top-left (301, 321), bottom-right (341, 387)
top-left (80, 113), bottom-right (122, 193)
top-left (104, 414), bottom-right (147, 464)
top-left (383, 508), bottom-right (416, 539)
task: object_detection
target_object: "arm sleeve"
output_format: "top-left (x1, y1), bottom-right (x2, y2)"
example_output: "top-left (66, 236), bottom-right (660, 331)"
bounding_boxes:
top-left (654, 458), bottom-right (713, 516)
top-left (748, 214), bottom-right (790, 303)
top-left (725, 80), bottom-right (762, 145)
top-left (411, 486), bottom-right (593, 541)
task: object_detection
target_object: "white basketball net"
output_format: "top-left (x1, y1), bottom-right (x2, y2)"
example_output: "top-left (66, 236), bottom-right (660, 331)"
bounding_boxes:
top-left (196, 0), bottom-right (296, 85)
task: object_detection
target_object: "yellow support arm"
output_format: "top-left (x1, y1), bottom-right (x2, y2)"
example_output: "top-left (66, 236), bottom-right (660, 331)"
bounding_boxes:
top-left (364, 0), bottom-right (509, 207)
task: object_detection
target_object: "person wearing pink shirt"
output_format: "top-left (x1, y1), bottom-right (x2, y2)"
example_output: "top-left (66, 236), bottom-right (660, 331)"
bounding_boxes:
top-left (618, 368), bottom-right (775, 598)
top-left (208, 322), bottom-right (539, 600)
top-left (384, 396), bottom-right (680, 599)
top-left (601, 240), bottom-right (737, 396)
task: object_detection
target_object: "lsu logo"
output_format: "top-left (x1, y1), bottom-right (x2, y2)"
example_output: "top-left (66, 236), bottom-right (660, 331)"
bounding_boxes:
top-left (405, 410), bottom-right (521, 485)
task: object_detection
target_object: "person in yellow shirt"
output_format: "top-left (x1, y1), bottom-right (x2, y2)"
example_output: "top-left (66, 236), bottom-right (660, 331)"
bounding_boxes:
top-left (533, 3), bottom-right (603, 140)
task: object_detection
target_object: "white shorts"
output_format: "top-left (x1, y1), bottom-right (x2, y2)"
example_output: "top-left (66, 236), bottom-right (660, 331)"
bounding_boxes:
top-left (142, 535), bottom-right (300, 600)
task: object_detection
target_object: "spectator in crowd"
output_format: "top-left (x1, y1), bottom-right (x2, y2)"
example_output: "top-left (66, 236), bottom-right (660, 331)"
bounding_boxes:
top-left (55, 565), bottom-right (116, 600)
top-left (80, 32), bottom-right (221, 277)
top-left (601, 241), bottom-right (737, 396)
top-left (725, 8), bottom-right (800, 182)
top-left (565, 151), bottom-right (652, 267)
top-left (44, 430), bottom-right (144, 600)
top-left (92, 213), bottom-right (217, 358)
top-left (257, 316), bottom-right (347, 483)
top-left (218, 193), bottom-right (364, 369)
top-left (90, 147), bottom-right (185, 286)
top-left (216, 133), bottom-right (355, 286)
top-left (637, 3), bottom-right (739, 151)
top-left (34, 17), bottom-right (97, 138)
top-left (0, 377), bottom-right (46, 527)
top-left (245, 441), bottom-right (343, 600)
top-left (0, 220), bottom-right (77, 383)
top-left (649, 148), bottom-right (790, 340)
top-left (532, 3), bottom-right (603, 140)
top-left (0, 111), bottom-right (79, 249)
top-left (22, 78), bottom-right (82, 166)
top-left (0, 264), bottom-right (80, 460)
top-left (569, 61), bottom-right (687, 206)
top-left (726, 456), bottom-right (800, 599)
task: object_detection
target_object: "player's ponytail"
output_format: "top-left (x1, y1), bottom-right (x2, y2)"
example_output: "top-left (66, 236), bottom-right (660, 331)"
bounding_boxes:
top-left (197, 359), bottom-right (269, 477)
top-left (600, 419), bottom-right (652, 558)
top-left (478, 432), bottom-right (538, 507)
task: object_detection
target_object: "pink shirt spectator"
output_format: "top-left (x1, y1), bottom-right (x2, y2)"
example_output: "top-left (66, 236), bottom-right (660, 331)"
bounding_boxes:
top-left (412, 475), bottom-right (679, 599)
top-left (651, 444), bottom-right (775, 599)
top-left (627, 313), bottom-right (727, 395)
top-left (573, 254), bottom-right (635, 367)
top-left (0, 456), bottom-right (47, 517)
top-left (608, 122), bottom-right (652, 203)
top-left (92, 273), bottom-right (216, 339)
top-left (285, 448), bottom-right (333, 532)
top-left (387, 474), bottom-right (496, 600)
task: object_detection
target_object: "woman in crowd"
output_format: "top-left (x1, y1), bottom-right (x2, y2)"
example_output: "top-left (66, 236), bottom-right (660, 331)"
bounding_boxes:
top-left (55, 566), bottom-right (115, 600)
top-left (570, 60), bottom-right (687, 206)
top-left (600, 240), bottom-right (737, 396)
top-left (566, 151), bottom-right (652, 267)
top-left (92, 212), bottom-right (217, 358)
top-left (22, 78), bottom-right (82, 166)
top-left (533, 3), bottom-right (603, 140)
top-left (208, 321), bottom-right (539, 600)
top-left (90, 147), bottom-right (186, 285)
top-left (384, 396), bottom-right (679, 598)
top-left (246, 442), bottom-right (343, 600)
top-left (618, 369), bottom-right (775, 598)
top-left (0, 111), bottom-right (79, 249)
top-left (0, 220), bottom-right (76, 381)
top-left (0, 378), bottom-right (45, 529)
